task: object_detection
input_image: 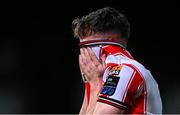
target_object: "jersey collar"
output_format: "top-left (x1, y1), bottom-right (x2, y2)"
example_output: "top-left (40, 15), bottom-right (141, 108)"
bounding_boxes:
top-left (79, 39), bottom-right (133, 59)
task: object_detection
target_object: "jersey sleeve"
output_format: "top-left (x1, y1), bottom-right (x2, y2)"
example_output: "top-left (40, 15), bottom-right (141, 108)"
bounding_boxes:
top-left (97, 64), bottom-right (145, 110)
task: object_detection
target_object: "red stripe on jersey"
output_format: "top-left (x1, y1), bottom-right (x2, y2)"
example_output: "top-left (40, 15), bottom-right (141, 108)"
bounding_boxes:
top-left (98, 98), bottom-right (127, 110)
top-left (122, 70), bottom-right (136, 102)
top-left (102, 45), bottom-right (134, 59)
top-left (85, 83), bottom-right (90, 104)
top-left (106, 63), bottom-right (119, 70)
top-left (122, 63), bottom-right (147, 114)
top-left (99, 93), bottom-right (108, 98)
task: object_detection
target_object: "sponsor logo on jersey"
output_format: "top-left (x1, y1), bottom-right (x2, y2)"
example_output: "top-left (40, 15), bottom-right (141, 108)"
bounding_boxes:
top-left (100, 65), bottom-right (122, 96)
top-left (100, 75), bottom-right (120, 96)
top-left (109, 65), bottom-right (122, 76)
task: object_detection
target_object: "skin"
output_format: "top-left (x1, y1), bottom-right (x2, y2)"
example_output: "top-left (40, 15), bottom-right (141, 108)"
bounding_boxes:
top-left (79, 34), bottom-right (126, 114)
top-left (79, 47), bottom-right (106, 114)
top-left (79, 47), bottom-right (106, 84)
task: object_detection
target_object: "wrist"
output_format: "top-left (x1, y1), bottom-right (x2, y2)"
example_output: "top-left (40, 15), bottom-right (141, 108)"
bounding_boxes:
top-left (89, 77), bottom-right (103, 85)
top-left (89, 79), bottom-right (103, 92)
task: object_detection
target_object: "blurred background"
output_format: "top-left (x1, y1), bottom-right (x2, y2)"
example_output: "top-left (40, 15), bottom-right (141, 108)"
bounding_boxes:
top-left (0, 0), bottom-right (179, 113)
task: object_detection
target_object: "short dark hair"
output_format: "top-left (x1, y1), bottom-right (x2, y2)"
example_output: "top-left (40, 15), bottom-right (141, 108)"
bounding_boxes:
top-left (72, 7), bottom-right (130, 39)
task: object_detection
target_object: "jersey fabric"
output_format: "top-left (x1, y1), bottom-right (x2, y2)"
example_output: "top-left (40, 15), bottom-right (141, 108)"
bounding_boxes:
top-left (83, 44), bottom-right (162, 114)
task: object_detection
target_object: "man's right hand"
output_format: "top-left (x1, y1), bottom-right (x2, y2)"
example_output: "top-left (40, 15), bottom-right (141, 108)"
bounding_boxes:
top-left (79, 47), bottom-right (106, 85)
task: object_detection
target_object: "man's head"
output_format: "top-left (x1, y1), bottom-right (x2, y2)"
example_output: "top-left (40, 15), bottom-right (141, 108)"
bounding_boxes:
top-left (72, 7), bottom-right (130, 47)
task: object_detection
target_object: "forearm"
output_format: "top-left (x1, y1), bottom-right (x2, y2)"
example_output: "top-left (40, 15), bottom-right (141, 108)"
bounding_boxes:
top-left (86, 80), bottom-right (103, 114)
top-left (79, 47), bottom-right (106, 114)
top-left (79, 90), bottom-right (88, 114)
top-left (79, 83), bottom-right (90, 114)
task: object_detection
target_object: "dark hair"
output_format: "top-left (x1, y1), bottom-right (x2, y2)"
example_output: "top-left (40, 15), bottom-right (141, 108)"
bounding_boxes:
top-left (72, 7), bottom-right (130, 39)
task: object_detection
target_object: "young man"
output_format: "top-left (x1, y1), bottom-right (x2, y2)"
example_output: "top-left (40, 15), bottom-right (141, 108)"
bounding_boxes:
top-left (72, 7), bottom-right (162, 114)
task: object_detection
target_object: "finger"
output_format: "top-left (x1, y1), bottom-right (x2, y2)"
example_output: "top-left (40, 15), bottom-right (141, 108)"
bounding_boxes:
top-left (83, 48), bottom-right (91, 62)
top-left (79, 54), bottom-right (83, 71)
top-left (79, 54), bottom-right (85, 73)
top-left (80, 48), bottom-right (83, 53)
top-left (80, 48), bottom-right (87, 65)
top-left (79, 54), bottom-right (88, 83)
top-left (87, 47), bottom-right (100, 65)
top-left (81, 48), bottom-right (97, 71)
top-left (101, 54), bottom-right (106, 69)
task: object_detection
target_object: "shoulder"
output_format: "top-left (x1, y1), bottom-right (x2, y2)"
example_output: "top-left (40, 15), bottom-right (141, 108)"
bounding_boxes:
top-left (104, 54), bottom-right (151, 82)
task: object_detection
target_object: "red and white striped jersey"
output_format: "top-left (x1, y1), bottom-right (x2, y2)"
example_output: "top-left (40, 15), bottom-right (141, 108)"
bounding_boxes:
top-left (81, 42), bottom-right (162, 114)
top-left (94, 45), bottom-right (162, 114)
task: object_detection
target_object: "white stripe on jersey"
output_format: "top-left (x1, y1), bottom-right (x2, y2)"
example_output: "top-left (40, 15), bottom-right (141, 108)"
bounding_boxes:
top-left (122, 70), bottom-right (136, 102)
top-left (111, 65), bottom-right (134, 102)
top-left (104, 54), bottom-right (162, 114)
top-left (121, 56), bottom-right (162, 114)
top-left (98, 97), bottom-right (127, 108)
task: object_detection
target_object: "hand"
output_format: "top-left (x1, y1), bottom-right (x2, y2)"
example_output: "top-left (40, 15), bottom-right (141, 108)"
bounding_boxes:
top-left (79, 47), bottom-right (106, 84)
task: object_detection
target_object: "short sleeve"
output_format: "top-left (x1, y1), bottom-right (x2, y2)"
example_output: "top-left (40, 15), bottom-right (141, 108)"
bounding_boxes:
top-left (97, 64), bottom-right (144, 110)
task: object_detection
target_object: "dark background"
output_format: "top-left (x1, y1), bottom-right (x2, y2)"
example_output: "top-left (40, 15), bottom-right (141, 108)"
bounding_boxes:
top-left (0, 0), bottom-right (179, 113)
